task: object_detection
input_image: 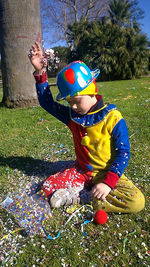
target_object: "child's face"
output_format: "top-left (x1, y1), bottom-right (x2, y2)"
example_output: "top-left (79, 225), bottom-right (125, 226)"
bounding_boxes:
top-left (67, 95), bottom-right (97, 115)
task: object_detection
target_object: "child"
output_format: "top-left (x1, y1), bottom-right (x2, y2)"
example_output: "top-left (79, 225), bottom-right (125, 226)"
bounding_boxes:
top-left (28, 42), bottom-right (145, 213)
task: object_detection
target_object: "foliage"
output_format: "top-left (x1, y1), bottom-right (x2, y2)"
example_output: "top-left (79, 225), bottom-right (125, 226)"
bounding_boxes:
top-left (40, 0), bottom-right (149, 80)
top-left (0, 77), bottom-right (150, 266)
top-left (52, 46), bottom-right (69, 62)
top-left (108, 0), bottom-right (144, 27)
top-left (45, 46), bottom-right (70, 77)
top-left (40, 0), bottom-right (110, 46)
top-left (66, 0), bottom-right (149, 80)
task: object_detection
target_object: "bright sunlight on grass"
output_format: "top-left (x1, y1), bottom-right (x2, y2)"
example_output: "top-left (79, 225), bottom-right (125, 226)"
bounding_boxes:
top-left (0, 78), bottom-right (150, 266)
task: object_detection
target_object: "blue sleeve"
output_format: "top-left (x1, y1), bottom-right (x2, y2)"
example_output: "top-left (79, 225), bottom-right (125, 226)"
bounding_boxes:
top-left (110, 118), bottom-right (130, 177)
top-left (36, 82), bottom-right (71, 125)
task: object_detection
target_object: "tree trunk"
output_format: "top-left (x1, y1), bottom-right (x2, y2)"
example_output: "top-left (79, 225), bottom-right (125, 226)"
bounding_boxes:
top-left (0, 0), bottom-right (42, 108)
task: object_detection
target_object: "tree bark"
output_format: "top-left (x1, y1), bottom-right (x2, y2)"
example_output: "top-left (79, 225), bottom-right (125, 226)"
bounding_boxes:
top-left (0, 0), bottom-right (42, 108)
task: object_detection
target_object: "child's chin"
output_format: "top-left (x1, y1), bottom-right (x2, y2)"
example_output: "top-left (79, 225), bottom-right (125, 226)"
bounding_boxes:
top-left (77, 111), bottom-right (85, 115)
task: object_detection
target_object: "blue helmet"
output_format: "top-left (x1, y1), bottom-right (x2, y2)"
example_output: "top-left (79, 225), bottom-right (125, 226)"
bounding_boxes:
top-left (56, 61), bottom-right (100, 101)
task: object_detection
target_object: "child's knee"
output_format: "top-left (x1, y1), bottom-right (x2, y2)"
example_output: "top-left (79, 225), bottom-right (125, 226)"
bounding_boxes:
top-left (129, 191), bottom-right (145, 213)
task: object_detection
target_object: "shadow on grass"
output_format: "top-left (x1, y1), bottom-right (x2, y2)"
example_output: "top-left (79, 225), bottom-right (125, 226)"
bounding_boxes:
top-left (0, 102), bottom-right (5, 108)
top-left (0, 156), bottom-right (74, 178)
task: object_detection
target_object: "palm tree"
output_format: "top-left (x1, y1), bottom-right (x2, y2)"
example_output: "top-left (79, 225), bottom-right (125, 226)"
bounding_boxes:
top-left (108, 0), bottom-right (144, 28)
top-left (0, 0), bottom-right (42, 108)
top-left (66, 0), bottom-right (148, 80)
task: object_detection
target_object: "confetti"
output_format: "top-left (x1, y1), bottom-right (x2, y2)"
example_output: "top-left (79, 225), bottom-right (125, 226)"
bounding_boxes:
top-left (42, 204), bottom-right (93, 240)
top-left (123, 230), bottom-right (136, 254)
top-left (0, 183), bottom-right (52, 237)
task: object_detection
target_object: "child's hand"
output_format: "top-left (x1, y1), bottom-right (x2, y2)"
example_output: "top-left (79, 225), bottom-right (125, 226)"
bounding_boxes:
top-left (92, 183), bottom-right (111, 200)
top-left (28, 42), bottom-right (47, 72)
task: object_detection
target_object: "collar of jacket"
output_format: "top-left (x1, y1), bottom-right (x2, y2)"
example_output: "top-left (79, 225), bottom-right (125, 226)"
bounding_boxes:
top-left (70, 96), bottom-right (117, 127)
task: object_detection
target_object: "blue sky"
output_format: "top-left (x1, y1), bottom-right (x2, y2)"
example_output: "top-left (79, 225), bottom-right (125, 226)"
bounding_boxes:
top-left (138, 0), bottom-right (150, 40)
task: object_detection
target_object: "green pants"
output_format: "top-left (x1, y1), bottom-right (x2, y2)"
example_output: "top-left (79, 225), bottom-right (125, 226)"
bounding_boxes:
top-left (93, 175), bottom-right (145, 213)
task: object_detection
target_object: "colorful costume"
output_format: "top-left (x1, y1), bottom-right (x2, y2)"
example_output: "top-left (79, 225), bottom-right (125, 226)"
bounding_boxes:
top-left (33, 63), bottom-right (145, 213)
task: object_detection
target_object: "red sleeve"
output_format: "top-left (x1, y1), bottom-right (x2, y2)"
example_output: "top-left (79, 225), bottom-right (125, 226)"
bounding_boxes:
top-left (103, 171), bottom-right (119, 189)
top-left (33, 71), bottom-right (48, 84)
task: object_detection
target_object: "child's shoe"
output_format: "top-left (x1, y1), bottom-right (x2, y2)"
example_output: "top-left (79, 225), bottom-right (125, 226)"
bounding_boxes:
top-left (50, 188), bottom-right (80, 208)
top-left (50, 186), bottom-right (92, 208)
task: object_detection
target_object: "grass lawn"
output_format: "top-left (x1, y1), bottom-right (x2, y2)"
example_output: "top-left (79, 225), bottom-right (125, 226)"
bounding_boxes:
top-left (0, 77), bottom-right (150, 266)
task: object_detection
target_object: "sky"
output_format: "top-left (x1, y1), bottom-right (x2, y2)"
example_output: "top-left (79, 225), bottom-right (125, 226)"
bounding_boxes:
top-left (42, 0), bottom-right (150, 48)
top-left (138, 0), bottom-right (150, 40)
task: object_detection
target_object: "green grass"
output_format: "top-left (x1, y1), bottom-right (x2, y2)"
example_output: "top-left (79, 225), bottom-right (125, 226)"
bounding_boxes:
top-left (0, 78), bottom-right (150, 266)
